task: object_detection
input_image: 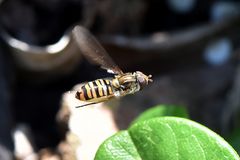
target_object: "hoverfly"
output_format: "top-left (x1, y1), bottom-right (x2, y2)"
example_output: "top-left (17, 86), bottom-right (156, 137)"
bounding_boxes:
top-left (72, 26), bottom-right (152, 107)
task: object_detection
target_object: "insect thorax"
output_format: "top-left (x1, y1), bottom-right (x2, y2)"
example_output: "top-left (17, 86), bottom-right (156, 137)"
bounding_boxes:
top-left (112, 74), bottom-right (141, 97)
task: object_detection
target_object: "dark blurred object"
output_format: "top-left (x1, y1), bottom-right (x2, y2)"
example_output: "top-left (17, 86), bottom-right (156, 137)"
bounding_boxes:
top-left (0, 41), bottom-right (14, 159)
top-left (0, 0), bottom-right (83, 83)
top-left (100, 16), bottom-right (240, 74)
top-left (0, 29), bottom-right (82, 82)
top-left (223, 60), bottom-right (240, 133)
top-left (211, 0), bottom-right (240, 22)
top-left (0, 0), bottom-right (82, 45)
top-left (0, 0), bottom-right (147, 44)
top-left (142, 0), bottom-right (213, 33)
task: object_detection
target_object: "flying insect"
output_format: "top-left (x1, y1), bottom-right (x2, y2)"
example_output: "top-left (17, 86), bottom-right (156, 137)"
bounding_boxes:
top-left (72, 26), bottom-right (152, 107)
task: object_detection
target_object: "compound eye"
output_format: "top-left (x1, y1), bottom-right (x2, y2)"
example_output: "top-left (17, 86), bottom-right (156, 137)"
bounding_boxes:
top-left (137, 76), bottom-right (145, 84)
top-left (137, 76), bottom-right (147, 89)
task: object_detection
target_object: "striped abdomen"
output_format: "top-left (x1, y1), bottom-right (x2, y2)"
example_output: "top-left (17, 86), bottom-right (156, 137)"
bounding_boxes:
top-left (75, 79), bottom-right (114, 102)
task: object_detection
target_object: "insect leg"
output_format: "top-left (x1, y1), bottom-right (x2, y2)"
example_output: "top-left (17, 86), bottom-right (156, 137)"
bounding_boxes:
top-left (75, 102), bottom-right (98, 108)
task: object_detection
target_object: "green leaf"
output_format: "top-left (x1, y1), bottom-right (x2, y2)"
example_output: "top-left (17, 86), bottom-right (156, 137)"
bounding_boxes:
top-left (95, 131), bottom-right (141, 160)
top-left (95, 117), bottom-right (239, 160)
top-left (132, 104), bottom-right (188, 125)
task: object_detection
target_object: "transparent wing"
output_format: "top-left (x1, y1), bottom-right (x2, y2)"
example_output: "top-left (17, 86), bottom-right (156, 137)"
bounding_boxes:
top-left (72, 26), bottom-right (123, 75)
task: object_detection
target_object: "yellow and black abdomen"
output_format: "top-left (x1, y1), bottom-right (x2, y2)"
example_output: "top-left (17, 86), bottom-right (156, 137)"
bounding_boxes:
top-left (75, 79), bottom-right (114, 102)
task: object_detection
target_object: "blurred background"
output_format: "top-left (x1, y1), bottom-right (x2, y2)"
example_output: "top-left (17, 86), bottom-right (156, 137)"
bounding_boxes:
top-left (0, 0), bottom-right (240, 159)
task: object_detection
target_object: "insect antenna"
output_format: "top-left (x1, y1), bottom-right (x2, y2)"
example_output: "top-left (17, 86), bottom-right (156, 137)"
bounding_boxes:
top-left (148, 75), bottom-right (153, 82)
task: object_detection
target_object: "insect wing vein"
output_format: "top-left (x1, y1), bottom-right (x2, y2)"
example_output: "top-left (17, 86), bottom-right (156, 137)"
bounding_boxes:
top-left (72, 26), bottom-right (123, 75)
